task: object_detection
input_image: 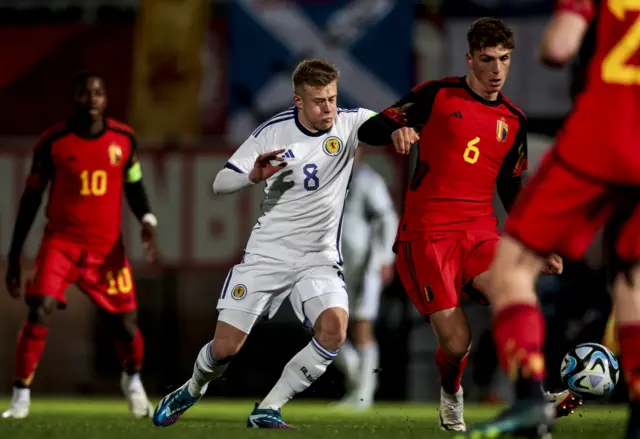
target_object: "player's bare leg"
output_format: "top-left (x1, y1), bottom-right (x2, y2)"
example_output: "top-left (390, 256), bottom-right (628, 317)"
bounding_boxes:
top-left (153, 318), bottom-right (248, 427)
top-left (250, 304), bottom-right (348, 427)
top-left (109, 311), bottom-right (152, 419)
top-left (431, 307), bottom-right (471, 431)
top-left (611, 264), bottom-right (640, 439)
top-left (458, 237), bottom-right (553, 439)
top-left (2, 296), bottom-right (57, 420)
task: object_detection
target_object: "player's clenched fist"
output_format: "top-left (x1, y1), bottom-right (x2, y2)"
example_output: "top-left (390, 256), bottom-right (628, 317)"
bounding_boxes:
top-left (542, 253), bottom-right (563, 275)
top-left (391, 127), bottom-right (419, 155)
top-left (249, 149), bottom-right (288, 183)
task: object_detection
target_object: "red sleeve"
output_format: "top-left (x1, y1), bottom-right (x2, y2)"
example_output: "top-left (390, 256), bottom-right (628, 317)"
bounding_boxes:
top-left (555, 0), bottom-right (595, 22)
top-left (380, 79), bottom-right (448, 128)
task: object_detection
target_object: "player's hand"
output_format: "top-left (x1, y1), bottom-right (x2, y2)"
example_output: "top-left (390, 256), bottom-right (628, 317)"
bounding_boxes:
top-left (5, 259), bottom-right (22, 299)
top-left (391, 127), bottom-right (419, 155)
top-left (249, 149), bottom-right (287, 183)
top-left (380, 262), bottom-right (395, 287)
top-left (141, 222), bottom-right (158, 263)
top-left (542, 253), bottom-right (563, 275)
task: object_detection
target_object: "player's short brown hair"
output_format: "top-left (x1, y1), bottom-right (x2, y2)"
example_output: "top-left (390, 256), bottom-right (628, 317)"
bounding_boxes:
top-left (292, 59), bottom-right (339, 93)
top-left (467, 17), bottom-right (515, 54)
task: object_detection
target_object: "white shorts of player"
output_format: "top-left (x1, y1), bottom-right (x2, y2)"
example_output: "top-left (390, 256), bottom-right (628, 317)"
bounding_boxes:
top-left (216, 252), bottom-right (350, 334)
top-left (344, 265), bottom-right (382, 321)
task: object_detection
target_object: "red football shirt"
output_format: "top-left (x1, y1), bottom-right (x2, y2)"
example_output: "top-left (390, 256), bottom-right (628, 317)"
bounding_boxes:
top-left (553, 0), bottom-right (640, 182)
top-left (27, 118), bottom-right (139, 250)
top-left (380, 76), bottom-right (527, 240)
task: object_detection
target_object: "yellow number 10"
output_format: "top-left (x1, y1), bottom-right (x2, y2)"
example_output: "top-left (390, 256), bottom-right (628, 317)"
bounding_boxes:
top-left (80, 170), bottom-right (107, 196)
top-left (463, 137), bottom-right (480, 164)
top-left (106, 267), bottom-right (133, 295)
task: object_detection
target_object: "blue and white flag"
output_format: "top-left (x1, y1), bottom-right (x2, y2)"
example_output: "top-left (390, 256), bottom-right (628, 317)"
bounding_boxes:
top-left (229, 0), bottom-right (414, 143)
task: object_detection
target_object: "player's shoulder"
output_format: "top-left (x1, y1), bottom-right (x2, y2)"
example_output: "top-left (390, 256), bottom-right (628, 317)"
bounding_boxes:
top-left (38, 121), bottom-right (72, 146)
top-left (336, 107), bottom-right (375, 125)
top-left (500, 94), bottom-right (527, 120)
top-left (106, 118), bottom-right (136, 136)
top-left (251, 108), bottom-right (296, 140)
top-left (411, 76), bottom-right (464, 94)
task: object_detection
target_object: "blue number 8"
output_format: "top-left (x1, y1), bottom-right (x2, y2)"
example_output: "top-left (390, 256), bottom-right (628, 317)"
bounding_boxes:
top-left (303, 164), bottom-right (319, 191)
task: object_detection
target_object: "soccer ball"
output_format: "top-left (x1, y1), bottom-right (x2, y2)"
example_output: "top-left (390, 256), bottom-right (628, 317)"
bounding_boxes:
top-left (560, 342), bottom-right (620, 400)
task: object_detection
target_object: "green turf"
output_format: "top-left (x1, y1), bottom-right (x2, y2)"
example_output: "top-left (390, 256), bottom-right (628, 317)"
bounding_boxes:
top-left (0, 398), bottom-right (629, 439)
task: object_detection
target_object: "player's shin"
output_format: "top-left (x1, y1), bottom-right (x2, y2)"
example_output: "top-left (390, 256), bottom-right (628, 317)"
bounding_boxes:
top-left (14, 321), bottom-right (49, 388)
top-left (114, 328), bottom-right (144, 375)
top-left (259, 337), bottom-right (337, 411)
top-left (187, 340), bottom-right (230, 397)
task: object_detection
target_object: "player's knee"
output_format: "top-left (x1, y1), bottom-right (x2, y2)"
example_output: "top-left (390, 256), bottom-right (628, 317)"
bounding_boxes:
top-left (431, 308), bottom-right (471, 360)
top-left (111, 311), bottom-right (138, 342)
top-left (314, 307), bottom-right (348, 352)
top-left (211, 337), bottom-right (242, 361)
top-left (211, 320), bottom-right (249, 361)
top-left (25, 296), bottom-right (56, 325)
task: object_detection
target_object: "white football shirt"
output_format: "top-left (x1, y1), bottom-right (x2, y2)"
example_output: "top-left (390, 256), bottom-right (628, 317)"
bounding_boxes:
top-left (225, 106), bottom-right (376, 264)
top-left (342, 164), bottom-right (398, 274)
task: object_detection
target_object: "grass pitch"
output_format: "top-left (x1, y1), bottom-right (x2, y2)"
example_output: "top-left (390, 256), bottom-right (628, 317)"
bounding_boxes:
top-left (0, 398), bottom-right (629, 439)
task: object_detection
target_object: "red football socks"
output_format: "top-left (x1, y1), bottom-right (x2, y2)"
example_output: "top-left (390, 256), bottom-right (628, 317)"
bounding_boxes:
top-left (493, 303), bottom-right (546, 397)
top-left (436, 346), bottom-right (468, 394)
top-left (14, 321), bottom-right (49, 387)
top-left (115, 328), bottom-right (145, 374)
top-left (618, 324), bottom-right (640, 401)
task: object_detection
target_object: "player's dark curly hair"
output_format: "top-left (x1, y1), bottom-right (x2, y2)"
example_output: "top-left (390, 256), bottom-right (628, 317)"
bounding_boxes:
top-left (292, 59), bottom-right (339, 93)
top-left (73, 70), bottom-right (103, 88)
top-left (467, 17), bottom-right (515, 54)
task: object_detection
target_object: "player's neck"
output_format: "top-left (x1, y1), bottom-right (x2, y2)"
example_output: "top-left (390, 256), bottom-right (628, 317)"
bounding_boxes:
top-left (70, 115), bottom-right (105, 137)
top-left (296, 111), bottom-right (318, 133)
top-left (465, 74), bottom-right (499, 101)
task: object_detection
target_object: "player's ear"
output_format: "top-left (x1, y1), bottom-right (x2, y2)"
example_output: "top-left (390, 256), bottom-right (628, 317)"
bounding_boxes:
top-left (466, 51), bottom-right (473, 69)
top-left (293, 94), bottom-right (303, 110)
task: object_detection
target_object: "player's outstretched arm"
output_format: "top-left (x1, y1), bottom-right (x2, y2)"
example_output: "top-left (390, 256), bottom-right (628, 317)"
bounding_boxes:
top-left (539, 1), bottom-right (592, 68)
top-left (213, 149), bottom-right (286, 195)
top-left (358, 82), bottom-right (437, 151)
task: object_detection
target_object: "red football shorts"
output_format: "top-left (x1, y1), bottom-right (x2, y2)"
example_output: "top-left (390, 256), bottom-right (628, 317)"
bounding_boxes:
top-left (395, 226), bottom-right (499, 316)
top-left (506, 150), bottom-right (640, 263)
top-left (26, 237), bottom-right (137, 313)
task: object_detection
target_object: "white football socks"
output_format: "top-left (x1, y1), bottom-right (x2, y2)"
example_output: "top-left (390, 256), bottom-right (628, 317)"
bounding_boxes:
top-left (259, 337), bottom-right (337, 411)
top-left (356, 342), bottom-right (379, 402)
top-left (187, 340), bottom-right (229, 397)
top-left (333, 340), bottom-right (360, 388)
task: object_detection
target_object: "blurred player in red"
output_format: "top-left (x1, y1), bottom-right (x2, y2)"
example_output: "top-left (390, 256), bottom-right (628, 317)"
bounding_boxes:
top-left (462, 1), bottom-right (640, 437)
top-left (358, 18), bottom-right (575, 432)
top-left (2, 72), bottom-right (158, 420)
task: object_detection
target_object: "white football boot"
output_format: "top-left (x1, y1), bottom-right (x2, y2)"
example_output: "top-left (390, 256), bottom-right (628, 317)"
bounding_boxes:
top-left (439, 387), bottom-right (466, 432)
top-left (120, 372), bottom-right (153, 419)
top-left (2, 387), bottom-right (30, 419)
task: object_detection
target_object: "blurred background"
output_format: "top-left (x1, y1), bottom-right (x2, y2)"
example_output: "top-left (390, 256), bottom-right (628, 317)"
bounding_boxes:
top-left (0, 0), bottom-right (616, 404)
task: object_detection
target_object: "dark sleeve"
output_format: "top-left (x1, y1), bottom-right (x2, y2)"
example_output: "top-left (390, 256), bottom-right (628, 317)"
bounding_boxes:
top-left (497, 121), bottom-right (528, 213)
top-left (8, 139), bottom-right (54, 262)
top-left (357, 81), bottom-right (440, 146)
top-left (122, 135), bottom-right (153, 222)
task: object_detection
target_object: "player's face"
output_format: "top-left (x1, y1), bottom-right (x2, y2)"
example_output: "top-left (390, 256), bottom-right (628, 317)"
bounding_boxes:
top-left (74, 77), bottom-right (107, 120)
top-left (467, 45), bottom-right (512, 95)
top-left (294, 81), bottom-right (338, 132)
